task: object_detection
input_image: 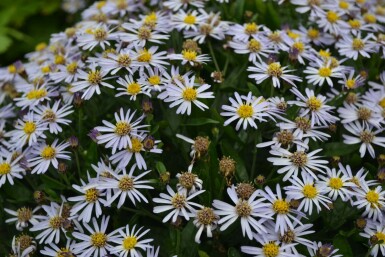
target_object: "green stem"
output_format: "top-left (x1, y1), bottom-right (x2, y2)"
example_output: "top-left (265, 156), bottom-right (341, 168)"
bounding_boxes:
top-left (223, 57), bottom-right (229, 76)
top-left (74, 151), bottom-right (82, 179)
top-left (208, 40), bottom-right (220, 72)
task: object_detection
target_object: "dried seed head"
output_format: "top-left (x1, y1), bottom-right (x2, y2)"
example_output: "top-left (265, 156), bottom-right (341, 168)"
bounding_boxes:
top-left (236, 183), bottom-right (256, 200)
top-left (194, 136), bottom-right (210, 156)
top-left (196, 207), bottom-right (217, 225)
top-left (254, 174), bottom-right (266, 185)
top-left (219, 156), bottom-right (236, 178)
top-left (178, 172), bottom-right (197, 190)
top-left (355, 217), bottom-right (367, 230)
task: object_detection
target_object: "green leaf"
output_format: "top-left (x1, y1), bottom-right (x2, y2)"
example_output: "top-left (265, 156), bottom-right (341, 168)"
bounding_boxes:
top-left (198, 250), bottom-right (210, 257)
top-left (182, 118), bottom-right (220, 126)
top-left (333, 235), bottom-right (353, 257)
top-left (155, 161), bottom-right (167, 174)
top-left (0, 34), bottom-right (12, 53)
top-left (180, 221), bottom-right (198, 257)
top-left (228, 247), bottom-right (242, 257)
top-left (247, 82), bottom-right (262, 96)
top-left (322, 142), bottom-right (359, 157)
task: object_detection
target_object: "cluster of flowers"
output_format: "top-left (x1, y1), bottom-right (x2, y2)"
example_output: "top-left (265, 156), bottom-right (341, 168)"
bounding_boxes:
top-left (1, 0), bottom-right (385, 256)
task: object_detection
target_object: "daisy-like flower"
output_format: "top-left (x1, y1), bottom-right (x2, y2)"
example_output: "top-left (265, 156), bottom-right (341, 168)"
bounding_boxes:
top-left (98, 48), bottom-right (134, 75)
top-left (110, 225), bottom-right (153, 257)
top-left (289, 88), bottom-right (339, 127)
top-left (258, 184), bottom-right (304, 235)
top-left (132, 46), bottom-right (169, 71)
top-left (307, 242), bottom-right (342, 257)
top-left (28, 139), bottom-right (70, 174)
top-left (229, 37), bottom-right (273, 63)
top-left (316, 10), bottom-right (347, 35)
top-left (193, 206), bottom-right (218, 243)
top-left (68, 176), bottom-right (106, 223)
top-left (120, 22), bottom-right (169, 47)
top-left (172, 9), bottom-right (206, 31)
top-left (72, 216), bottom-right (118, 257)
top-left (318, 168), bottom-right (356, 201)
top-left (109, 133), bottom-right (162, 170)
top-left (5, 206), bottom-right (43, 231)
top-left (248, 61), bottom-right (302, 88)
top-left (50, 59), bottom-right (84, 83)
top-left (34, 100), bottom-right (73, 134)
top-left (40, 240), bottom-right (77, 257)
top-left (353, 183), bottom-right (385, 222)
top-left (338, 102), bottom-right (383, 128)
top-left (285, 171), bottom-right (331, 215)
top-left (256, 128), bottom-right (307, 150)
top-left (30, 202), bottom-right (65, 244)
top-left (336, 33), bottom-right (376, 60)
top-left (339, 163), bottom-right (377, 188)
top-left (161, 75), bottom-right (214, 115)
top-left (14, 83), bottom-right (57, 110)
top-left (95, 108), bottom-right (148, 154)
top-left (212, 185), bottom-right (270, 240)
top-left (228, 22), bottom-right (263, 42)
top-left (0, 153), bottom-right (24, 187)
top-left (71, 63), bottom-right (114, 100)
top-left (278, 116), bottom-right (331, 141)
top-left (138, 66), bottom-right (169, 92)
top-left (153, 185), bottom-right (204, 223)
top-left (337, 70), bottom-right (365, 89)
top-left (77, 24), bottom-right (118, 50)
top-left (169, 49), bottom-right (211, 66)
top-left (303, 59), bottom-right (343, 87)
top-left (115, 74), bottom-right (151, 101)
top-left (10, 235), bottom-right (36, 257)
top-left (360, 222), bottom-right (385, 257)
top-left (343, 121), bottom-right (385, 158)
top-left (241, 234), bottom-right (296, 257)
top-left (221, 92), bottom-right (270, 130)
top-left (163, 0), bottom-right (205, 11)
top-left (267, 143), bottom-right (328, 181)
top-left (176, 171), bottom-right (203, 196)
top-left (97, 165), bottom-right (153, 208)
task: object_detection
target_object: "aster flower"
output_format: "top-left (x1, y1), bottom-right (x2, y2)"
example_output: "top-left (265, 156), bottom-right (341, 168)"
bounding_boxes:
top-left (95, 108), bottom-right (149, 154)
top-left (40, 240), bottom-right (77, 257)
top-left (353, 183), bottom-right (385, 222)
top-left (14, 84), bottom-right (57, 110)
top-left (360, 222), bottom-right (385, 257)
top-left (153, 185), bottom-right (204, 223)
top-left (119, 23), bottom-right (169, 47)
top-left (241, 234), bottom-right (296, 257)
top-left (110, 225), bottom-right (153, 257)
top-left (342, 121), bottom-right (385, 158)
top-left (77, 24), bottom-right (118, 50)
top-left (278, 116), bottom-right (331, 141)
top-left (229, 37), bottom-right (273, 63)
top-left (307, 242), bottom-right (343, 257)
top-left (72, 216), bottom-right (119, 257)
top-left (248, 61), bottom-right (302, 88)
top-left (172, 10), bottom-right (207, 32)
top-left (338, 102), bottom-right (383, 129)
top-left (169, 49), bottom-right (211, 66)
top-left (50, 60), bottom-right (84, 83)
top-left (193, 206), bottom-right (218, 244)
top-left (221, 92), bottom-right (270, 130)
top-left (97, 165), bottom-right (153, 208)
top-left (212, 185), bottom-right (271, 239)
top-left (318, 168), bottom-right (357, 201)
top-left (0, 153), bottom-right (25, 187)
top-left (5, 206), bottom-right (43, 231)
top-left (303, 59), bottom-right (343, 87)
top-left (98, 48), bottom-right (134, 75)
top-left (28, 139), bottom-right (71, 174)
top-left (336, 33), bottom-right (376, 60)
top-left (132, 46), bottom-right (169, 71)
top-left (161, 75), bottom-right (214, 115)
top-left (34, 100), bottom-right (73, 134)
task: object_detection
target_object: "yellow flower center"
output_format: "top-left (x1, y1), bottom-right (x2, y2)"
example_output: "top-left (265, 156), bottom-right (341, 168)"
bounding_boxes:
top-left (85, 188), bottom-right (99, 203)
top-left (123, 236), bottom-right (137, 250)
top-left (41, 65), bottom-right (51, 74)
top-left (339, 1), bottom-right (349, 9)
top-left (35, 42), bottom-right (47, 51)
top-left (237, 104), bottom-right (253, 118)
top-left (115, 121), bottom-right (131, 136)
top-left (302, 184), bottom-right (318, 198)
top-left (263, 242), bottom-right (280, 257)
top-left (117, 54), bottom-right (131, 67)
top-left (182, 87), bottom-right (197, 101)
top-left (184, 14), bottom-right (196, 24)
top-left (329, 177), bottom-right (343, 189)
top-left (87, 70), bottom-right (102, 85)
top-left (171, 193), bottom-right (186, 209)
top-left (23, 122), bottom-right (36, 135)
top-left (26, 88), bottom-right (47, 100)
top-left (235, 200), bottom-right (252, 217)
top-left (137, 49), bottom-right (152, 63)
top-left (182, 50), bottom-right (197, 61)
top-left (144, 12), bottom-right (157, 24)
top-left (379, 97), bottom-right (385, 108)
top-left (366, 190), bottom-right (380, 208)
top-left (273, 199), bottom-right (290, 214)
top-left (66, 62), bottom-right (78, 74)
top-left (307, 28), bottom-right (319, 39)
top-left (138, 26), bottom-right (152, 40)
top-left (128, 138), bottom-right (143, 153)
top-left (267, 63), bottom-right (283, 78)
top-left (292, 41), bottom-right (305, 53)
top-left (91, 232), bottom-right (107, 248)
top-left (118, 176), bottom-right (134, 191)
top-left (245, 22), bottom-right (258, 35)
top-left (352, 38), bottom-right (364, 50)
top-left (287, 30), bottom-right (300, 40)
top-left (375, 232), bottom-right (385, 244)
top-left (0, 162), bottom-right (11, 175)
top-left (96, 1), bottom-right (106, 9)
top-left (348, 19), bottom-right (361, 29)
top-left (248, 39), bottom-right (262, 52)
top-left (93, 28), bottom-right (108, 41)
top-left (54, 55), bottom-right (66, 65)
top-left (49, 216), bottom-right (62, 229)
top-left (307, 96), bottom-right (322, 111)
top-left (127, 82), bottom-right (141, 95)
top-left (326, 11), bottom-right (339, 23)
top-left (41, 146), bottom-right (56, 160)
top-left (148, 75), bottom-right (161, 85)
top-left (290, 151), bottom-right (308, 167)
top-left (319, 49), bottom-right (331, 58)
top-left (346, 79), bottom-right (356, 89)
top-left (364, 13), bottom-right (376, 23)
top-left (318, 67), bottom-right (332, 77)
top-left (8, 65), bottom-right (17, 74)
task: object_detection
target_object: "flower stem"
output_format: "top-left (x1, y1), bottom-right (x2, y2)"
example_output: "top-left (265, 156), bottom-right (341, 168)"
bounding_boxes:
top-left (208, 40), bottom-right (220, 72)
